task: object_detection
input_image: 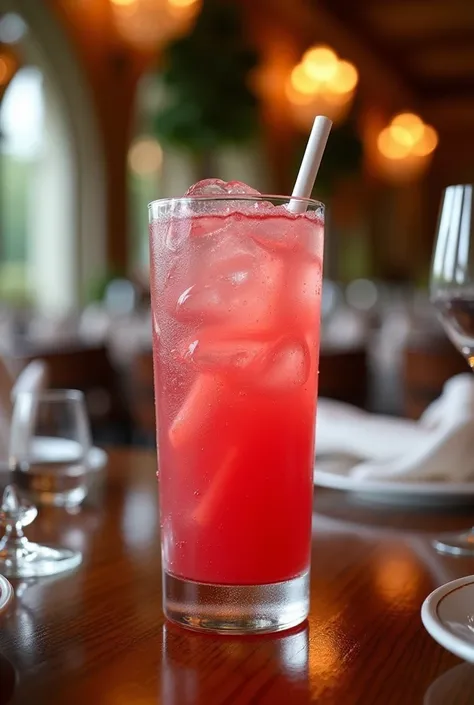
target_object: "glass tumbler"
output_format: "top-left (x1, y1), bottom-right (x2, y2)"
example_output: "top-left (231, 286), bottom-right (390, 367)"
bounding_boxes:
top-left (149, 195), bottom-right (324, 633)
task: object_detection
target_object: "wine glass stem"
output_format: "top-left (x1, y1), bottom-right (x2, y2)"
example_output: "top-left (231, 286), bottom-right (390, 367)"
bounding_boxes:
top-left (0, 519), bottom-right (30, 560)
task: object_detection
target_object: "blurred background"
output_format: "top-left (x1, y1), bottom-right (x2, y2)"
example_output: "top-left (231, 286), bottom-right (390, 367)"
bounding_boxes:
top-left (0, 0), bottom-right (472, 446)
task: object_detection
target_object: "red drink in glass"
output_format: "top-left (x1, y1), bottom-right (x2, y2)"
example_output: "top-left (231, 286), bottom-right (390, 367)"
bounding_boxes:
top-left (149, 186), bottom-right (324, 633)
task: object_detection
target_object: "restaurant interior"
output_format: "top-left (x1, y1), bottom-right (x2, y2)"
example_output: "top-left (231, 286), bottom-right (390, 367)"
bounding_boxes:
top-left (1, 0), bottom-right (474, 703)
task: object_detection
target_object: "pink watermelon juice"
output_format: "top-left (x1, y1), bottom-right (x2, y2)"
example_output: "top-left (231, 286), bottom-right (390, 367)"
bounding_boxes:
top-left (149, 191), bottom-right (323, 586)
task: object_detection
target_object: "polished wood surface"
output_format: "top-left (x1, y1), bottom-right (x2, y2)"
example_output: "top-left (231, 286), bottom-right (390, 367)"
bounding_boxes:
top-left (1, 448), bottom-right (474, 704)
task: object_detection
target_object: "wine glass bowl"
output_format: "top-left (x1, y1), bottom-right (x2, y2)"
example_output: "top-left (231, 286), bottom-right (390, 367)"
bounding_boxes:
top-left (9, 389), bottom-right (92, 508)
top-left (431, 184), bottom-right (474, 369)
top-left (0, 389), bottom-right (89, 578)
top-left (430, 184), bottom-right (474, 555)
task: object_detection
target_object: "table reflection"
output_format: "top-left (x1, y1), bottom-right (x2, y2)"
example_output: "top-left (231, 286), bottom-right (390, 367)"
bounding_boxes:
top-left (424, 662), bottom-right (474, 704)
top-left (161, 622), bottom-right (310, 704)
top-left (0, 653), bottom-right (16, 704)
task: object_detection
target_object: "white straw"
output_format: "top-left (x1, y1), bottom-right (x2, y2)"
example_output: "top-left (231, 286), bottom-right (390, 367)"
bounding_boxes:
top-left (288, 115), bottom-right (333, 214)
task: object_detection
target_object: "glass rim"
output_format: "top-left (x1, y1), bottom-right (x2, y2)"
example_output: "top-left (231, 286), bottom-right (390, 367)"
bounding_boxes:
top-left (148, 194), bottom-right (325, 210)
top-left (15, 389), bottom-right (85, 403)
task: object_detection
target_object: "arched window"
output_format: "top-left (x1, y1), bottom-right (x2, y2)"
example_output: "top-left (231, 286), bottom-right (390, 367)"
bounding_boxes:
top-left (0, 2), bottom-right (106, 314)
top-left (0, 65), bottom-right (43, 303)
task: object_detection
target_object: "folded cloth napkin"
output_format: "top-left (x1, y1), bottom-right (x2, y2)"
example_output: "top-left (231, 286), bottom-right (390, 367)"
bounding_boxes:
top-left (315, 373), bottom-right (474, 482)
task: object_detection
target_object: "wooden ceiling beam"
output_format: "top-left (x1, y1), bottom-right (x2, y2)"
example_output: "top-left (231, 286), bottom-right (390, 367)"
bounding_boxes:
top-left (422, 95), bottom-right (474, 131)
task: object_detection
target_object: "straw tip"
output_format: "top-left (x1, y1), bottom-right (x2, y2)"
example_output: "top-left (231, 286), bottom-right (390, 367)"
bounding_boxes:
top-left (311, 115), bottom-right (333, 132)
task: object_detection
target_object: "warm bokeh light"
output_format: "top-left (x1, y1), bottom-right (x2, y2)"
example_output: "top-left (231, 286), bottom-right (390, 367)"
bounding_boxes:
top-left (329, 60), bottom-right (358, 94)
top-left (169, 0), bottom-right (197, 7)
top-left (375, 112), bottom-right (438, 181)
top-left (392, 112), bottom-right (425, 142)
top-left (284, 82), bottom-right (315, 106)
top-left (290, 64), bottom-right (318, 95)
top-left (377, 115), bottom-right (438, 160)
top-left (302, 46), bottom-right (338, 82)
top-left (286, 45), bottom-right (358, 127)
top-left (128, 137), bottom-right (163, 175)
top-left (377, 127), bottom-right (411, 159)
top-left (110, 0), bottom-right (201, 49)
top-left (412, 124), bottom-right (439, 157)
top-left (390, 124), bottom-right (417, 148)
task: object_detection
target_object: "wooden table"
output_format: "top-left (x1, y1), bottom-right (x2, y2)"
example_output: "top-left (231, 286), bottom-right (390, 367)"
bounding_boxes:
top-left (1, 449), bottom-right (474, 704)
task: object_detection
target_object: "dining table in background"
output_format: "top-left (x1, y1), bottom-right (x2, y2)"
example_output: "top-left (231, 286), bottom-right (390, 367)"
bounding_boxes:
top-left (0, 448), bottom-right (473, 704)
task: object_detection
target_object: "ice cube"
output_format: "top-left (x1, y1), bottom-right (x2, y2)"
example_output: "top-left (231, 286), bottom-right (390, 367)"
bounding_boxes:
top-left (249, 209), bottom-right (323, 256)
top-left (180, 330), bottom-right (310, 392)
top-left (169, 374), bottom-right (222, 449)
top-left (181, 328), bottom-right (268, 374)
top-left (185, 179), bottom-right (260, 197)
top-left (175, 232), bottom-right (283, 328)
top-left (192, 446), bottom-right (239, 526)
top-left (190, 214), bottom-right (233, 239)
top-left (165, 213), bottom-right (192, 252)
top-left (259, 337), bottom-right (310, 391)
top-left (225, 181), bottom-right (261, 195)
top-left (185, 179), bottom-right (229, 197)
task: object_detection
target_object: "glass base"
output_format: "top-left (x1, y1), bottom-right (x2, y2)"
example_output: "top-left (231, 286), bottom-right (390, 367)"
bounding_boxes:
top-left (433, 531), bottom-right (474, 556)
top-left (0, 539), bottom-right (82, 578)
top-left (163, 570), bottom-right (309, 635)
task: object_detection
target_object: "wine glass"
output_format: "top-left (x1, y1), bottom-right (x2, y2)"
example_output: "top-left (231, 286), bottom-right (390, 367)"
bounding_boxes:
top-left (0, 390), bottom-right (88, 577)
top-left (430, 183), bottom-right (474, 555)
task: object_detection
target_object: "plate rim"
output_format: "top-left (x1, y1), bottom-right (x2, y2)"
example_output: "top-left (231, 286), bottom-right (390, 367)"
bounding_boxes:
top-left (314, 461), bottom-right (474, 497)
top-left (421, 575), bottom-right (474, 663)
top-left (0, 575), bottom-right (14, 617)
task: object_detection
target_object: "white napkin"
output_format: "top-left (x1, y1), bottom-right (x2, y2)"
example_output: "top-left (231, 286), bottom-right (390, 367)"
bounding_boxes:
top-left (315, 373), bottom-right (474, 482)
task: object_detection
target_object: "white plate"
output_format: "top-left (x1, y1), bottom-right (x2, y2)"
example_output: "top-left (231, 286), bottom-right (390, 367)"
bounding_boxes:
top-left (0, 575), bottom-right (13, 620)
top-left (422, 576), bottom-right (474, 663)
top-left (314, 456), bottom-right (474, 507)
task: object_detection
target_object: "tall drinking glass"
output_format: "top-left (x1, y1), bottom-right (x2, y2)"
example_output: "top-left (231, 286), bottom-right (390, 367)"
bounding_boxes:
top-left (149, 194), bottom-right (324, 633)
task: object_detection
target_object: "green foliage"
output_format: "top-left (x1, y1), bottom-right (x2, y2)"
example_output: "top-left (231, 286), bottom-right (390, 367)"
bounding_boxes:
top-left (153, 0), bottom-right (260, 152)
top-left (0, 154), bottom-right (31, 303)
top-left (1, 155), bottom-right (30, 263)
